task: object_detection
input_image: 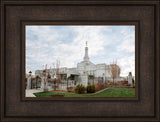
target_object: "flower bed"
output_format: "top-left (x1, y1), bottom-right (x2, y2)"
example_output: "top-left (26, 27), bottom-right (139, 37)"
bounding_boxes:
top-left (67, 86), bottom-right (75, 92)
top-left (95, 83), bottom-right (107, 91)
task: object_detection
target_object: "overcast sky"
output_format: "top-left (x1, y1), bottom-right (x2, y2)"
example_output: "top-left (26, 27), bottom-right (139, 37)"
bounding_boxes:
top-left (26, 25), bottom-right (135, 76)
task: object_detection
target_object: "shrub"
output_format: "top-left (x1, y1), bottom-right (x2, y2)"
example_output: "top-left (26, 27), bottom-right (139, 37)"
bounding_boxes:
top-left (95, 83), bottom-right (106, 91)
top-left (36, 75), bottom-right (40, 79)
top-left (132, 78), bottom-right (135, 84)
top-left (114, 81), bottom-right (118, 85)
top-left (127, 84), bottom-right (131, 86)
top-left (67, 86), bottom-right (74, 92)
top-left (121, 80), bottom-right (128, 85)
top-left (110, 80), bottom-right (113, 85)
top-left (75, 84), bottom-right (86, 94)
top-left (133, 83), bottom-right (135, 88)
top-left (87, 84), bottom-right (96, 93)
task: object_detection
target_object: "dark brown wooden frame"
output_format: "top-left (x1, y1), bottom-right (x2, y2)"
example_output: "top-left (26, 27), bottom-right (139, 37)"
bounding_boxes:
top-left (0, 0), bottom-right (159, 122)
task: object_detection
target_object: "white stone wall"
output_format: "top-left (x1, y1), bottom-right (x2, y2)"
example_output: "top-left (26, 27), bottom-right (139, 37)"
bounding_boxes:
top-left (35, 61), bottom-right (111, 84)
top-left (27, 76), bottom-right (32, 89)
top-left (80, 74), bottom-right (88, 87)
top-left (128, 72), bottom-right (132, 85)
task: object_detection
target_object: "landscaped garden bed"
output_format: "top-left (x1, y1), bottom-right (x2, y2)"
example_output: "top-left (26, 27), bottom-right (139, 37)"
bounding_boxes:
top-left (34, 88), bottom-right (135, 97)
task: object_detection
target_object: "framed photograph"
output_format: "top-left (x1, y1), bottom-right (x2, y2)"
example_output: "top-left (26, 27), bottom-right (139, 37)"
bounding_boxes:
top-left (23, 22), bottom-right (138, 100)
top-left (1, 0), bottom-right (159, 122)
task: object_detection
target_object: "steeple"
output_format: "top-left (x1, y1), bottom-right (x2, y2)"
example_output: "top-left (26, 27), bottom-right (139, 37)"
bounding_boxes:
top-left (86, 40), bottom-right (88, 47)
top-left (83, 41), bottom-right (89, 62)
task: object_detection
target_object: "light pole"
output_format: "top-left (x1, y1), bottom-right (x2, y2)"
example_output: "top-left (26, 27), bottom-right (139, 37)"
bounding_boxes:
top-left (29, 71), bottom-right (32, 89)
top-left (29, 71), bottom-right (32, 76)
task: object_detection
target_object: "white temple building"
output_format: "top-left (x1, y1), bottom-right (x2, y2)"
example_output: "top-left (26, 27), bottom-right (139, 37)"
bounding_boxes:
top-left (35, 41), bottom-right (113, 87)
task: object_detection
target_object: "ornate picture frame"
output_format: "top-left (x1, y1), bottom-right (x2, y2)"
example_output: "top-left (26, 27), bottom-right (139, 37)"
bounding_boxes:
top-left (0, 0), bottom-right (159, 121)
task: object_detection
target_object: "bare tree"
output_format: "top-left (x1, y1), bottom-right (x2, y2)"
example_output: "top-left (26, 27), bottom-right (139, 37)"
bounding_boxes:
top-left (109, 61), bottom-right (121, 84)
top-left (56, 60), bottom-right (61, 90)
top-left (52, 62), bottom-right (56, 78)
top-left (42, 64), bottom-right (53, 92)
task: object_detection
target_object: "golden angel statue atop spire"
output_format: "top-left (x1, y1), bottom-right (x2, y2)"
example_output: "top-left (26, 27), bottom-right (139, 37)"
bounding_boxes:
top-left (86, 41), bottom-right (88, 46)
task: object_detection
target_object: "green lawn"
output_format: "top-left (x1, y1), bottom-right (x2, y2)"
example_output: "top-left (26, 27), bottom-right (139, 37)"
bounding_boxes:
top-left (34, 88), bottom-right (135, 97)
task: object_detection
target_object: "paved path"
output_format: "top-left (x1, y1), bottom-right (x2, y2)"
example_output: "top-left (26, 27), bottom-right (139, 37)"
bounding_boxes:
top-left (25, 89), bottom-right (43, 97)
top-left (92, 87), bottom-right (109, 94)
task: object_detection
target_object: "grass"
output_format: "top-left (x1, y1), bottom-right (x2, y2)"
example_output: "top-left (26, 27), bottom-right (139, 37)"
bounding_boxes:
top-left (34, 88), bottom-right (135, 97)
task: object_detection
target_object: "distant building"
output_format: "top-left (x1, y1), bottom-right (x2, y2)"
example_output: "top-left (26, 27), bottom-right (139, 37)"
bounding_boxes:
top-left (35, 41), bottom-right (118, 86)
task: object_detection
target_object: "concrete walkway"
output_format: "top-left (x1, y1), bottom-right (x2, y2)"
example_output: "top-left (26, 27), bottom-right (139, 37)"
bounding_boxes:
top-left (92, 87), bottom-right (109, 94)
top-left (25, 89), bottom-right (43, 97)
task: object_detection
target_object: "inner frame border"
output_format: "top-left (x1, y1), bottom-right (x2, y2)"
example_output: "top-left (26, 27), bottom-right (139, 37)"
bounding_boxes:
top-left (21, 21), bottom-right (139, 101)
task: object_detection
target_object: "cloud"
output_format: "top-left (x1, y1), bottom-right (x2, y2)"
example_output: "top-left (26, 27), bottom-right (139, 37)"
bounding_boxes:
top-left (116, 27), bottom-right (135, 53)
top-left (26, 25), bottom-right (135, 76)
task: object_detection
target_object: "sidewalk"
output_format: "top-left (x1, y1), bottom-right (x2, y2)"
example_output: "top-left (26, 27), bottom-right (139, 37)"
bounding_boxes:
top-left (25, 89), bottom-right (42, 97)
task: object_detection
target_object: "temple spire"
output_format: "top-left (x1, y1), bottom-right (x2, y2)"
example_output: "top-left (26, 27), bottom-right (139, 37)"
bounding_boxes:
top-left (84, 41), bottom-right (89, 61)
